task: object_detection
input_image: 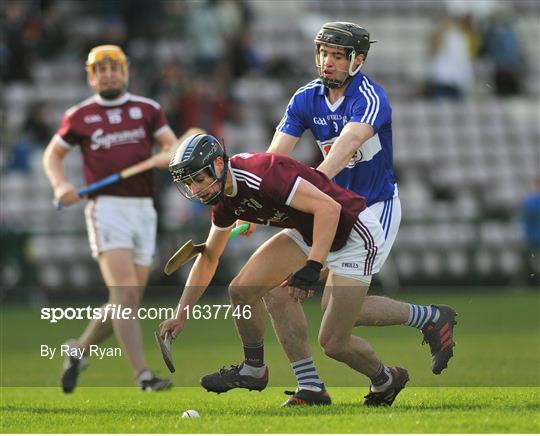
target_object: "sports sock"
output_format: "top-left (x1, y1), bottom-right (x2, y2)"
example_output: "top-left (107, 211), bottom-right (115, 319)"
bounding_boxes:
top-left (291, 357), bottom-right (324, 391)
top-left (241, 341), bottom-right (264, 368)
top-left (239, 362), bottom-right (267, 378)
top-left (405, 304), bottom-right (440, 329)
top-left (137, 369), bottom-right (153, 383)
top-left (370, 364), bottom-right (392, 392)
top-left (242, 341), bottom-right (264, 367)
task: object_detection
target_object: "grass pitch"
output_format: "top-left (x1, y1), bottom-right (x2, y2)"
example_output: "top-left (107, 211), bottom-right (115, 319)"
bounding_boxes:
top-left (1, 290), bottom-right (539, 433)
top-left (1, 387), bottom-right (538, 433)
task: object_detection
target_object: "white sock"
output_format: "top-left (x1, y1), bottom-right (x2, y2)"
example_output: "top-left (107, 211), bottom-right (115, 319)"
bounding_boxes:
top-left (370, 366), bottom-right (393, 392)
top-left (137, 369), bottom-right (153, 382)
top-left (239, 363), bottom-right (266, 378)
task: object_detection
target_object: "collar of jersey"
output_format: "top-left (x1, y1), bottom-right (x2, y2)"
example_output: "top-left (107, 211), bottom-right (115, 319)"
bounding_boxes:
top-left (226, 162), bottom-right (238, 197)
top-left (344, 72), bottom-right (365, 97)
top-left (94, 92), bottom-right (131, 107)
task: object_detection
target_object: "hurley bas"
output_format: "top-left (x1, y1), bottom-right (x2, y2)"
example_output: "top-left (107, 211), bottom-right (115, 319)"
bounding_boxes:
top-left (40, 344), bottom-right (122, 360)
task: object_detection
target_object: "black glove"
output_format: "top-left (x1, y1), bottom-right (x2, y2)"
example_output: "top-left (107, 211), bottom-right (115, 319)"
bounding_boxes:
top-left (287, 260), bottom-right (323, 292)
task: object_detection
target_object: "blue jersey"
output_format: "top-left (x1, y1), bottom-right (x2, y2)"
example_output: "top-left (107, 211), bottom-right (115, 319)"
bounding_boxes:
top-left (276, 72), bottom-right (396, 206)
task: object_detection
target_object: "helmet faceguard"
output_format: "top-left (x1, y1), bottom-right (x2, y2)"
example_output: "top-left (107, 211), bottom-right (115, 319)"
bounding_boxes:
top-left (169, 134), bottom-right (228, 205)
top-left (314, 22), bottom-right (376, 89)
top-left (86, 45), bottom-right (129, 99)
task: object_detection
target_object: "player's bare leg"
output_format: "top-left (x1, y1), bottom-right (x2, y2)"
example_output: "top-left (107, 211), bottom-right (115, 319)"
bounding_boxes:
top-left (201, 232), bottom-right (320, 399)
top-left (76, 262), bottom-right (149, 353)
top-left (323, 289), bottom-right (457, 373)
top-left (318, 273), bottom-right (381, 375)
top-left (77, 304), bottom-right (114, 348)
top-left (61, 249), bottom-right (159, 393)
top-left (318, 271), bottom-right (409, 406)
top-left (267, 270), bottom-right (455, 383)
top-left (231, 233), bottom-right (330, 405)
top-left (98, 249), bottom-right (170, 390)
top-left (97, 249), bottom-right (147, 376)
top-left (322, 290), bottom-right (409, 325)
top-left (264, 289), bottom-right (310, 362)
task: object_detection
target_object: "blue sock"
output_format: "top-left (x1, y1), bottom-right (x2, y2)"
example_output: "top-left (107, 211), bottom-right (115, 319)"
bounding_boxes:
top-left (405, 304), bottom-right (440, 329)
top-left (292, 357), bottom-right (324, 391)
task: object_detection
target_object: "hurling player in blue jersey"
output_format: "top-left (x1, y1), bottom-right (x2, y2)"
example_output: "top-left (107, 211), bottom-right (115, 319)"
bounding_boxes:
top-left (238, 22), bottom-right (457, 404)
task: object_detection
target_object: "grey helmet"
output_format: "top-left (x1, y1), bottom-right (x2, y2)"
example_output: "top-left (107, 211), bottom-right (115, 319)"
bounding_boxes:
top-left (314, 22), bottom-right (376, 88)
top-left (169, 133), bottom-right (228, 205)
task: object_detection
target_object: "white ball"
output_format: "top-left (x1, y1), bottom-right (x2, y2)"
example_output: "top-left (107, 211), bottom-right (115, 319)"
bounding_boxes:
top-left (181, 409), bottom-right (200, 419)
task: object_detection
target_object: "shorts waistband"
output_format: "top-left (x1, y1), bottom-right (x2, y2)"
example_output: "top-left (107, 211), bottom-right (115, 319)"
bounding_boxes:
top-left (94, 195), bottom-right (153, 207)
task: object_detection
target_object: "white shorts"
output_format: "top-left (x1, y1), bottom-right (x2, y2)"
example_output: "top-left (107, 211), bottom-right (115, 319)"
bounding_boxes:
top-left (368, 193), bottom-right (402, 266)
top-left (84, 196), bottom-right (157, 266)
top-left (282, 207), bottom-right (386, 283)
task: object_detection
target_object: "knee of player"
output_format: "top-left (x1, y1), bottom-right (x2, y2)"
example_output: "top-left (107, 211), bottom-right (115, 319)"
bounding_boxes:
top-left (228, 281), bottom-right (251, 305)
top-left (318, 334), bottom-right (347, 361)
top-left (109, 287), bottom-right (140, 308)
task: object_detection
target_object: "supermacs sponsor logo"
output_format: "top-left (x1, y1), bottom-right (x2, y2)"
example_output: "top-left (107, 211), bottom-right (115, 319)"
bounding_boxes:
top-left (90, 127), bottom-right (146, 150)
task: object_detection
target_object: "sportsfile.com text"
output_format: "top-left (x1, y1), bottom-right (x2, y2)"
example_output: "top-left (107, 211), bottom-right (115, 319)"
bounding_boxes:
top-left (40, 304), bottom-right (252, 324)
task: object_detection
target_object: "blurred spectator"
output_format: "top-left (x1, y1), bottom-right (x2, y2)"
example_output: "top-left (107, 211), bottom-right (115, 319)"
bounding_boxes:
top-left (150, 62), bottom-right (188, 134)
top-left (460, 12), bottom-right (481, 58)
top-left (22, 101), bottom-right (52, 146)
top-left (1, 0), bottom-right (32, 82)
top-left (520, 178), bottom-right (540, 285)
top-left (481, 11), bottom-right (525, 96)
top-left (6, 100), bottom-right (53, 172)
top-left (229, 29), bottom-right (265, 79)
top-left (185, 0), bottom-right (227, 74)
top-left (34, 1), bottom-right (67, 60)
top-left (426, 16), bottom-right (474, 100)
top-left (521, 178), bottom-right (540, 250)
top-left (174, 67), bottom-right (236, 139)
top-left (158, 0), bottom-right (187, 39)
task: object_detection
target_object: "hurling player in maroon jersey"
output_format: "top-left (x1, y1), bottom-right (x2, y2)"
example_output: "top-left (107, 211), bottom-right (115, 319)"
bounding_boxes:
top-left (43, 45), bottom-right (176, 392)
top-left (160, 134), bottom-right (409, 407)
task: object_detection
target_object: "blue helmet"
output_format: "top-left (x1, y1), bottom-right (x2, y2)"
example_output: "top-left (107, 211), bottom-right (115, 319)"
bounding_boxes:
top-left (169, 134), bottom-right (228, 205)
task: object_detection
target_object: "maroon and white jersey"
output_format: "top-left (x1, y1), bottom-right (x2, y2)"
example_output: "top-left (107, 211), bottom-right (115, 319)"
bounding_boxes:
top-left (213, 153), bottom-right (366, 251)
top-left (55, 92), bottom-right (170, 198)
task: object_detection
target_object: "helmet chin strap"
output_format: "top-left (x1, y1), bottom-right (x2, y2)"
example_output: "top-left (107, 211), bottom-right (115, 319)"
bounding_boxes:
top-left (348, 51), bottom-right (363, 76)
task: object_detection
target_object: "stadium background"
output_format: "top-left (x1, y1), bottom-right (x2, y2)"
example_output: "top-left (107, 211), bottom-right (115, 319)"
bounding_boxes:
top-left (1, 0), bottom-right (539, 392)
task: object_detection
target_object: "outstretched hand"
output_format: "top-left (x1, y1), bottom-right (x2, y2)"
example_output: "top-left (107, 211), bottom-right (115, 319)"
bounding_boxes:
top-left (280, 260), bottom-right (323, 302)
top-left (159, 317), bottom-right (185, 339)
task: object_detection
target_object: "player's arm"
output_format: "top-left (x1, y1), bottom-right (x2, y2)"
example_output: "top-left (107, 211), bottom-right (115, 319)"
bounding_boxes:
top-left (288, 179), bottom-right (341, 264)
top-left (160, 225), bottom-right (230, 337)
top-left (266, 130), bottom-right (300, 155)
top-left (153, 127), bottom-right (206, 169)
top-left (42, 136), bottom-right (79, 206)
top-left (281, 179), bottom-right (341, 301)
top-left (316, 121), bottom-right (374, 179)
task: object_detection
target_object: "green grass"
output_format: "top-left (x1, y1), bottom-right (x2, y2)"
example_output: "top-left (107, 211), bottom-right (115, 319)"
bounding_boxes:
top-left (1, 387), bottom-right (539, 433)
top-left (1, 290), bottom-right (539, 432)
